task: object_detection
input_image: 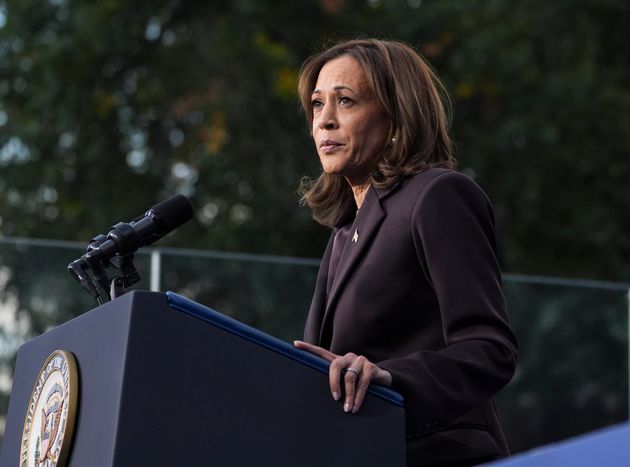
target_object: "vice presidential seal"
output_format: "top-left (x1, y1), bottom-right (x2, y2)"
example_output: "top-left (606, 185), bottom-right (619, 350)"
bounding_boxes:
top-left (20, 350), bottom-right (78, 467)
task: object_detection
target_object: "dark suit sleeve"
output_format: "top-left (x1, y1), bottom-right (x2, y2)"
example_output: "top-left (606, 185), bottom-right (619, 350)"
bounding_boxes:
top-left (378, 171), bottom-right (518, 427)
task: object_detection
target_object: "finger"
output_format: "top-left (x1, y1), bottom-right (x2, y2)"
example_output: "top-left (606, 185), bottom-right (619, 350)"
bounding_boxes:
top-left (352, 363), bottom-right (374, 413)
top-left (343, 360), bottom-right (362, 413)
top-left (293, 340), bottom-right (336, 362)
top-left (329, 356), bottom-right (353, 402)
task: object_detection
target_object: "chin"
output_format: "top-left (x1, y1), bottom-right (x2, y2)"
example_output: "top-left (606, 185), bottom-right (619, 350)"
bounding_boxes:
top-left (320, 162), bottom-right (342, 175)
top-left (323, 169), bottom-right (346, 178)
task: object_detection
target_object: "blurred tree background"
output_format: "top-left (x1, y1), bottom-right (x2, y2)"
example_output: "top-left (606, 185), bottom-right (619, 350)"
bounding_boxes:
top-left (1, 0), bottom-right (628, 281)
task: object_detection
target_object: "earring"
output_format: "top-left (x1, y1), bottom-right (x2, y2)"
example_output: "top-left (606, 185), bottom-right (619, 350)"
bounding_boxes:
top-left (391, 137), bottom-right (397, 143)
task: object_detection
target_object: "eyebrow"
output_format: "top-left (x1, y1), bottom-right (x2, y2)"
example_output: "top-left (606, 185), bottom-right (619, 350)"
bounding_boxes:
top-left (312, 85), bottom-right (355, 95)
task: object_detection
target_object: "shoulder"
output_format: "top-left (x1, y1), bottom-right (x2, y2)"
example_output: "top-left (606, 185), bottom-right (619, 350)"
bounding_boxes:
top-left (383, 168), bottom-right (491, 208)
top-left (403, 168), bottom-right (496, 229)
top-left (406, 168), bottom-right (485, 196)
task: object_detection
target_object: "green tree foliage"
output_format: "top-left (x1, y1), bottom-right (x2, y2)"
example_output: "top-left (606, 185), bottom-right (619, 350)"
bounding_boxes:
top-left (0, 0), bottom-right (329, 256)
top-left (1, 0), bottom-right (629, 280)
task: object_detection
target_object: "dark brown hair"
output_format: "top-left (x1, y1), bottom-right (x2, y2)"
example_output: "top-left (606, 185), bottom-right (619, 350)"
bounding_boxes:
top-left (298, 38), bottom-right (455, 226)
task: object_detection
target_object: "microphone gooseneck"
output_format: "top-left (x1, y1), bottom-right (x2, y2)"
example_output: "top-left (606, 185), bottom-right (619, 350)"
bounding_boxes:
top-left (68, 194), bottom-right (193, 304)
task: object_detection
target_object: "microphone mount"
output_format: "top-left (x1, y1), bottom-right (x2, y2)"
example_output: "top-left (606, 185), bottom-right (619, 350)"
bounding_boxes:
top-left (68, 194), bottom-right (193, 304)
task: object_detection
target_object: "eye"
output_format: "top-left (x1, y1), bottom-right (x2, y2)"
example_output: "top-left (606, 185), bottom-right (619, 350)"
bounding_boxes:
top-left (311, 99), bottom-right (323, 110)
top-left (338, 96), bottom-right (354, 107)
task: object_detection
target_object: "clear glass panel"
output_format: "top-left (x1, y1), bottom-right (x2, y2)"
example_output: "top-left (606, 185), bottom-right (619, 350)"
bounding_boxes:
top-left (159, 251), bottom-right (319, 342)
top-left (499, 280), bottom-right (629, 453)
top-left (0, 239), bottom-right (628, 454)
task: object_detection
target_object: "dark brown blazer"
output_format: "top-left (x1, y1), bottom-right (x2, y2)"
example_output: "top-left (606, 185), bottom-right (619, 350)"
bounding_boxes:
top-left (304, 168), bottom-right (518, 466)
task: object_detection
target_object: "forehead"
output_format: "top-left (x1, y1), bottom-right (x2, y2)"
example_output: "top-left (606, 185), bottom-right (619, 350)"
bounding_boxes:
top-left (314, 55), bottom-right (370, 92)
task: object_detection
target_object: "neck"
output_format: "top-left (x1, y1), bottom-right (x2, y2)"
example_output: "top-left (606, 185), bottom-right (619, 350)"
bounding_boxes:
top-left (350, 182), bottom-right (370, 209)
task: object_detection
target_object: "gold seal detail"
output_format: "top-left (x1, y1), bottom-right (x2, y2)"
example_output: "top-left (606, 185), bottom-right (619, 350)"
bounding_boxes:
top-left (19, 350), bottom-right (78, 467)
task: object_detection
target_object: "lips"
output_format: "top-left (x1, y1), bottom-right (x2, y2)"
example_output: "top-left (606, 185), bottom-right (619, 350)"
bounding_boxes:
top-left (320, 139), bottom-right (343, 154)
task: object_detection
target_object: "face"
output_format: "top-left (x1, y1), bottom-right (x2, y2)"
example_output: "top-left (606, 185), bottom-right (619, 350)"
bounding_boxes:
top-left (311, 55), bottom-right (390, 186)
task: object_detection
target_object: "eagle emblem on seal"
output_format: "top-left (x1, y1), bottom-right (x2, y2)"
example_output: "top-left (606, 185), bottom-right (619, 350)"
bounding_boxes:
top-left (20, 350), bottom-right (78, 467)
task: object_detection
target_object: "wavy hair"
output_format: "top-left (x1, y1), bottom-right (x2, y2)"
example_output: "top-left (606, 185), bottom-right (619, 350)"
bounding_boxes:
top-left (298, 38), bottom-right (455, 226)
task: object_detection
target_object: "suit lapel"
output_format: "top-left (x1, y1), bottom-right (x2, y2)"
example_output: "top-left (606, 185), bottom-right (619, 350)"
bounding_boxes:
top-left (319, 186), bottom-right (387, 346)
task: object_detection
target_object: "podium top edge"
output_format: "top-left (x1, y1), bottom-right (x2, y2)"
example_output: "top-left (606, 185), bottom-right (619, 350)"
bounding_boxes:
top-left (165, 291), bottom-right (404, 407)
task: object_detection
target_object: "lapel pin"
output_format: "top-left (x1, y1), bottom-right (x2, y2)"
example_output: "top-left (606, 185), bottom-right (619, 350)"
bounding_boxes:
top-left (352, 228), bottom-right (359, 243)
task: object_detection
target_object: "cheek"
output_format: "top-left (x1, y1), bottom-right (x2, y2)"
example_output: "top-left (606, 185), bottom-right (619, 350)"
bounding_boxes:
top-left (356, 123), bottom-right (386, 157)
top-left (370, 118), bottom-right (389, 148)
top-left (311, 129), bottom-right (320, 154)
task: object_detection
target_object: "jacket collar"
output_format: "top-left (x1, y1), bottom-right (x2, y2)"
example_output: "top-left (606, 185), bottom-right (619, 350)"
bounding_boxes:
top-left (318, 180), bottom-right (402, 346)
top-left (332, 180), bottom-right (401, 229)
top-left (372, 180), bottom-right (401, 201)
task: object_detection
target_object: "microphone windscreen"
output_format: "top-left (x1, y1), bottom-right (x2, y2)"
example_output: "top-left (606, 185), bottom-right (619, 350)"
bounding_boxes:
top-left (149, 194), bottom-right (194, 233)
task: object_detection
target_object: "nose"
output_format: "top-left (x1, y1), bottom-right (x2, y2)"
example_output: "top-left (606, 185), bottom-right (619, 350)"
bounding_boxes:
top-left (317, 103), bottom-right (338, 130)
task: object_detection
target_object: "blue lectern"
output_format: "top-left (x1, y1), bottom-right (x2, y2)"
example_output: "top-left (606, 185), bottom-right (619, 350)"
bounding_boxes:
top-left (0, 291), bottom-right (405, 466)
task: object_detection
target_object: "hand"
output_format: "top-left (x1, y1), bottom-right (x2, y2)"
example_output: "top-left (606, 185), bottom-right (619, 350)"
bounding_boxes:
top-left (294, 340), bottom-right (392, 414)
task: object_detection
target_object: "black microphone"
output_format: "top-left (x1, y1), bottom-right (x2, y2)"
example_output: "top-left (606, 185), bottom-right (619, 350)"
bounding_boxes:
top-left (91, 194), bottom-right (193, 261)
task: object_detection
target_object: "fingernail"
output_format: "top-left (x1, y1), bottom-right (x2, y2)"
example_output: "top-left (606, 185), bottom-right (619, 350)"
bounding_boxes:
top-left (332, 391), bottom-right (339, 401)
top-left (344, 402), bottom-right (351, 412)
top-left (352, 405), bottom-right (359, 414)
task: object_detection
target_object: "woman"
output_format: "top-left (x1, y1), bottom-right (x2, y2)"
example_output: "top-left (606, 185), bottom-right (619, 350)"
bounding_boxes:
top-left (293, 39), bottom-right (518, 466)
